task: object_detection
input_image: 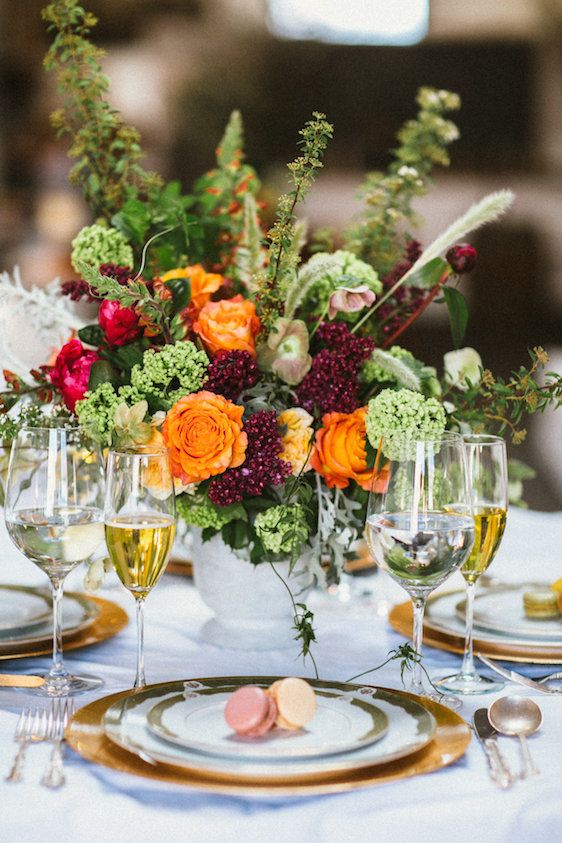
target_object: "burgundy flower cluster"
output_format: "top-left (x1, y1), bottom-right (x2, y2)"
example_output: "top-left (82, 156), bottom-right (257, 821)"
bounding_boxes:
top-left (296, 321), bottom-right (374, 416)
top-left (205, 350), bottom-right (259, 401)
top-left (209, 410), bottom-right (290, 506)
top-left (376, 240), bottom-right (425, 338)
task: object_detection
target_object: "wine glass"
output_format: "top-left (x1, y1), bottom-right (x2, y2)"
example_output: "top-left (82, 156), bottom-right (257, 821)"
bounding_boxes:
top-left (436, 434), bottom-right (508, 694)
top-left (4, 425), bottom-right (105, 696)
top-left (104, 447), bottom-right (176, 690)
top-left (365, 432), bottom-right (474, 708)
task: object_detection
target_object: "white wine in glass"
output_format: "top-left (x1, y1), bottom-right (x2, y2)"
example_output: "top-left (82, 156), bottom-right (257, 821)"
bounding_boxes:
top-left (104, 448), bottom-right (176, 689)
top-left (437, 434), bottom-right (508, 695)
top-left (5, 425), bottom-right (105, 696)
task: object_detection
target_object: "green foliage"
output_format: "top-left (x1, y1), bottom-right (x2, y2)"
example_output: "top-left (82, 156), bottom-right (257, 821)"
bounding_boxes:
top-left (130, 342), bottom-right (209, 411)
top-left (42, 1), bottom-right (161, 219)
top-left (176, 493), bottom-right (246, 530)
top-left (442, 286), bottom-right (469, 348)
top-left (255, 112), bottom-right (334, 333)
top-left (191, 110), bottom-right (261, 273)
top-left (343, 87), bottom-right (460, 275)
top-left (447, 347), bottom-right (562, 444)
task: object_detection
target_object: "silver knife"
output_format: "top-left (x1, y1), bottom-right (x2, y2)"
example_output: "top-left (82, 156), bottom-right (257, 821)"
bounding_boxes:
top-left (477, 654), bottom-right (562, 695)
top-left (473, 708), bottom-right (515, 789)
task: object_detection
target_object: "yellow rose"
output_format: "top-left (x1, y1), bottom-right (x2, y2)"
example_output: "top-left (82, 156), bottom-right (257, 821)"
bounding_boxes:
top-left (278, 408), bottom-right (314, 475)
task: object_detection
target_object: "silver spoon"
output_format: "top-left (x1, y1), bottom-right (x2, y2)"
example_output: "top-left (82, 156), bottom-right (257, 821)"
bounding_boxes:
top-left (488, 696), bottom-right (542, 779)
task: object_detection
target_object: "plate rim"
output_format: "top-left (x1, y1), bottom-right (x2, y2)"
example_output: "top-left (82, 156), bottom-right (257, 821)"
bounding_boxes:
top-left (145, 684), bottom-right (390, 761)
top-left (0, 584), bottom-right (52, 634)
top-left (0, 588), bottom-right (100, 651)
top-left (68, 677), bottom-right (469, 797)
top-left (455, 582), bottom-right (562, 640)
top-left (102, 677), bottom-right (437, 777)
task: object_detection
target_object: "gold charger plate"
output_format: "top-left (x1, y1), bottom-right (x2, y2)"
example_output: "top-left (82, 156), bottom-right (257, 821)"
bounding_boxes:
top-left (389, 600), bottom-right (562, 664)
top-left (0, 593), bottom-right (128, 661)
top-left (166, 558), bottom-right (193, 578)
top-left (66, 679), bottom-right (470, 797)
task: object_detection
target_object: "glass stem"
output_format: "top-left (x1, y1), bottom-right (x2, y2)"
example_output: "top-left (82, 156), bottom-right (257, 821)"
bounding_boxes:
top-left (49, 577), bottom-right (68, 679)
top-left (411, 595), bottom-right (427, 695)
top-left (134, 597), bottom-right (146, 690)
top-left (460, 580), bottom-right (477, 678)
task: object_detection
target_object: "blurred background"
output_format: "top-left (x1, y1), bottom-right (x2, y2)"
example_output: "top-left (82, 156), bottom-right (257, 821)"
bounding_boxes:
top-left (1, 0), bottom-right (561, 508)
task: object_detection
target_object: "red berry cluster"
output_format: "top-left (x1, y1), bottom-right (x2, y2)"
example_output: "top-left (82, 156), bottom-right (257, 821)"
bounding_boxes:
top-left (205, 350), bottom-right (259, 401)
top-left (295, 321), bottom-right (374, 416)
top-left (209, 410), bottom-right (290, 506)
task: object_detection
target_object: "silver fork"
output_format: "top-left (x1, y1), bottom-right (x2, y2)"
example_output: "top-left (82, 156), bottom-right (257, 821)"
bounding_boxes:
top-left (5, 707), bottom-right (49, 783)
top-left (536, 671), bottom-right (562, 686)
top-left (41, 699), bottom-right (74, 790)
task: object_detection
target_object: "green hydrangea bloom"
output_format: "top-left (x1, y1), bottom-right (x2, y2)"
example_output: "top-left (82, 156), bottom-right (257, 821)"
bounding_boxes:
top-left (301, 250), bottom-right (381, 319)
top-left (131, 342), bottom-right (209, 408)
top-left (71, 224), bottom-right (134, 273)
top-left (176, 494), bottom-right (244, 530)
top-left (76, 383), bottom-right (141, 445)
top-left (254, 504), bottom-right (309, 555)
top-left (366, 388), bottom-right (446, 459)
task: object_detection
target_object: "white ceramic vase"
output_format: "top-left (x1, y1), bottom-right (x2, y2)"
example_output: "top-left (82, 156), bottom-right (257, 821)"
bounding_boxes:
top-left (190, 530), bottom-right (312, 651)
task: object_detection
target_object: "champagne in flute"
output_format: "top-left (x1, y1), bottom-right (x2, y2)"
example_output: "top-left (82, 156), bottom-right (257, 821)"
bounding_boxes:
top-left (437, 435), bottom-right (508, 695)
top-left (105, 514), bottom-right (176, 598)
top-left (460, 506), bottom-right (507, 585)
top-left (104, 447), bottom-right (176, 689)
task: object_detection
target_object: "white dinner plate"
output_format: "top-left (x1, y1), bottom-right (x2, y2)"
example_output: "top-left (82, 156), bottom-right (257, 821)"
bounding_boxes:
top-left (0, 588), bottom-right (99, 651)
top-left (0, 585), bottom-right (51, 635)
top-left (455, 582), bottom-right (562, 641)
top-left (426, 589), bottom-right (562, 649)
top-left (146, 684), bottom-right (389, 760)
top-left (104, 678), bottom-right (436, 780)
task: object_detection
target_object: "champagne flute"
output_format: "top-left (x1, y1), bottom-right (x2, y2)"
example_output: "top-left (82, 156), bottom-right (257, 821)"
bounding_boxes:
top-left (436, 434), bottom-right (508, 694)
top-left (104, 447), bottom-right (176, 690)
top-left (365, 432), bottom-right (474, 708)
top-left (4, 425), bottom-right (105, 696)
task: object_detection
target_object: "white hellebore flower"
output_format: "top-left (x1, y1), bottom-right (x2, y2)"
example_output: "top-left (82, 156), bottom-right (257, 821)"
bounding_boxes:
top-left (444, 347), bottom-right (482, 391)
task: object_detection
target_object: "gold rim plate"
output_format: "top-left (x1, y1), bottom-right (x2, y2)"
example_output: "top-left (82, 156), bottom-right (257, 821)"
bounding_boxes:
top-left (66, 677), bottom-right (470, 797)
top-left (389, 598), bottom-right (562, 664)
top-left (0, 593), bottom-right (128, 660)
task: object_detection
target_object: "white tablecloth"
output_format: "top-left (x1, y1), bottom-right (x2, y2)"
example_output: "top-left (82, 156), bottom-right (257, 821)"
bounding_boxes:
top-left (1, 509), bottom-right (562, 843)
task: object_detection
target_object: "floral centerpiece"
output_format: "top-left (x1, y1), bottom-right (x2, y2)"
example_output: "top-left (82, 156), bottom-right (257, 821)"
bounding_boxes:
top-left (2, 1), bottom-right (562, 659)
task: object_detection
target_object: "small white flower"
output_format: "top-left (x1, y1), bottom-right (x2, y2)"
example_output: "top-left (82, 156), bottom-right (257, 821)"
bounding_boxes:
top-left (444, 347), bottom-right (483, 391)
top-left (397, 165), bottom-right (419, 178)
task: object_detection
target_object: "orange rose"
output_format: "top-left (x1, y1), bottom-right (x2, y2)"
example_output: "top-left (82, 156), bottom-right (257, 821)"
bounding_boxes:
top-left (159, 264), bottom-right (225, 313)
top-left (193, 295), bottom-right (261, 357)
top-left (311, 407), bottom-right (388, 492)
top-left (162, 390), bottom-right (247, 484)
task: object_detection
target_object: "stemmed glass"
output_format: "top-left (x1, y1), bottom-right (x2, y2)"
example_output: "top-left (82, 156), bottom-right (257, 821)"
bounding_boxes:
top-left (436, 434), bottom-right (508, 694)
top-left (365, 432), bottom-right (475, 707)
top-left (104, 447), bottom-right (176, 690)
top-left (5, 425), bottom-right (105, 696)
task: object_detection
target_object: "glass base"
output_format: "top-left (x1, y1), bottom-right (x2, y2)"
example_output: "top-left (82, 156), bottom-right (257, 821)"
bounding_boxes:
top-left (20, 670), bottom-right (103, 697)
top-left (435, 671), bottom-right (505, 695)
top-left (419, 689), bottom-right (462, 712)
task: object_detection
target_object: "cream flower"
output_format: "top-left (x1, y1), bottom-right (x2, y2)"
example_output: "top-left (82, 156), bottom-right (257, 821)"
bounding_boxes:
top-left (278, 407), bottom-right (314, 475)
top-left (444, 347), bottom-right (482, 391)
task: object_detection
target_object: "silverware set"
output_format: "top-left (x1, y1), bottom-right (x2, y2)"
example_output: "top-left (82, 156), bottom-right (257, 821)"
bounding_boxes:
top-left (5, 699), bottom-right (74, 788)
top-left (477, 654), bottom-right (562, 695)
top-left (473, 695), bottom-right (543, 788)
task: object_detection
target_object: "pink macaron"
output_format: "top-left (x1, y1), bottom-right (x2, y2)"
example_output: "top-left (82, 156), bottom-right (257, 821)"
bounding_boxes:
top-left (224, 686), bottom-right (278, 737)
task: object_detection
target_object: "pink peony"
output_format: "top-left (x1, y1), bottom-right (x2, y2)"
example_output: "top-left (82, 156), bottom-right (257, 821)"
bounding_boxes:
top-left (328, 285), bottom-right (376, 320)
top-left (49, 339), bottom-right (99, 413)
top-left (98, 299), bottom-right (141, 346)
